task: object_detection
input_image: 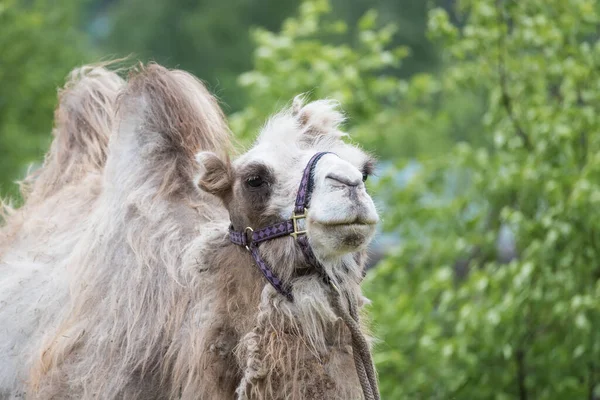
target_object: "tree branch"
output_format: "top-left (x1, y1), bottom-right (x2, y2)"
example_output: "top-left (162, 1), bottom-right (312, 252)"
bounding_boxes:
top-left (516, 348), bottom-right (528, 400)
top-left (589, 362), bottom-right (596, 400)
top-left (495, 0), bottom-right (533, 151)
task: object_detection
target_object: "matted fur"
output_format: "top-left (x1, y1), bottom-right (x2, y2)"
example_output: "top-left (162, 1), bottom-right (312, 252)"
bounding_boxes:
top-left (0, 63), bottom-right (377, 400)
top-left (0, 65), bottom-right (123, 399)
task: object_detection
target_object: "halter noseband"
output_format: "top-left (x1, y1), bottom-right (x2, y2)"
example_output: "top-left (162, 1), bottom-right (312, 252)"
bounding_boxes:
top-left (229, 152), bottom-right (332, 301)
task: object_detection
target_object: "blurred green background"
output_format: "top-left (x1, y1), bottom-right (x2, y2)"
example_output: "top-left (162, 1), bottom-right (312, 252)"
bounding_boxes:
top-left (1, 0), bottom-right (600, 398)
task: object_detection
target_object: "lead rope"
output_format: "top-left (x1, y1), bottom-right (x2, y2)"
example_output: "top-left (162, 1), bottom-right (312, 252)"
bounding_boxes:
top-left (329, 282), bottom-right (380, 400)
top-left (347, 290), bottom-right (380, 400)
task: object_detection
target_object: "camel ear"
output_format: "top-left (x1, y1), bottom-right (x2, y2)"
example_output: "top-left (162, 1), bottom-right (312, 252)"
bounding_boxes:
top-left (196, 152), bottom-right (233, 198)
top-left (292, 95), bottom-right (346, 138)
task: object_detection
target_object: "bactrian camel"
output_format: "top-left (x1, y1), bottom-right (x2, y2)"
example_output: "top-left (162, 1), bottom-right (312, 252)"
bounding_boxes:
top-left (0, 63), bottom-right (380, 399)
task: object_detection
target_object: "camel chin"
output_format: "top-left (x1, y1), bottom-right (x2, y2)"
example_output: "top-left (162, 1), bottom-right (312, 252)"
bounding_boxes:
top-left (307, 165), bottom-right (379, 257)
top-left (309, 221), bottom-right (377, 256)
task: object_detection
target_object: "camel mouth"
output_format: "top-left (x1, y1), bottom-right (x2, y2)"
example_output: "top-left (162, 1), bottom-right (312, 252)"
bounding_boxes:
top-left (313, 221), bottom-right (377, 228)
top-left (310, 218), bottom-right (378, 228)
top-left (308, 220), bottom-right (376, 252)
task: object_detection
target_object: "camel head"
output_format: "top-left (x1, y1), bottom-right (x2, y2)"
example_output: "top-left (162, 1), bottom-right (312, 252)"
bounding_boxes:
top-left (198, 97), bottom-right (378, 265)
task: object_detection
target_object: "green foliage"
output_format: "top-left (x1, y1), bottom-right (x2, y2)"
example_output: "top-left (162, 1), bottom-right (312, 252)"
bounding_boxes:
top-left (230, 0), bottom-right (407, 146)
top-left (0, 0), bottom-right (89, 198)
top-left (234, 0), bottom-right (600, 398)
top-left (231, 0), bottom-right (483, 158)
top-left (367, 0), bottom-right (600, 398)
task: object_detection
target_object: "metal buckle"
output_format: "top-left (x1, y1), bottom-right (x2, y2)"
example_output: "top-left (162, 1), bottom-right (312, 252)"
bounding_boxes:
top-left (244, 227), bottom-right (254, 251)
top-left (290, 209), bottom-right (307, 239)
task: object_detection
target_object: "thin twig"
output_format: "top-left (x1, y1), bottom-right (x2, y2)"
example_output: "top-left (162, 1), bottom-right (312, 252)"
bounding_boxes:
top-left (578, 91), bottom-right (588, 169)
top-left (516, 348), bottom-right (528, 400)
top-left (589, 362), bottom-right (596, 400)
top-left (495, 0), bottom-right (533, 151)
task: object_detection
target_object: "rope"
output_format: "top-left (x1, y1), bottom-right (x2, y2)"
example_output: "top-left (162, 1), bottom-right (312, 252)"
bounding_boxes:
top-left (351, 335), bottom-right (374, 400)
top-left (345, 289), bottom-right (378, 398)
top-left (347, 290), bottom-right (380, 399)
top-left (329, 282), bottom-right (380, 400)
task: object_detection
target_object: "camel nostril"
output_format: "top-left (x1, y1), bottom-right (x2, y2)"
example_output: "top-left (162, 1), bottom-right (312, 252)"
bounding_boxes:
top-left (326, 174), bottom-right (360, 187)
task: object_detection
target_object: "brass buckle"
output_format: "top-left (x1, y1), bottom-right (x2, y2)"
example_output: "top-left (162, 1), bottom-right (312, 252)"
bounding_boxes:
top-left (290, 209), bottom-right (307, 239)
top-left (244, 227), bottom-right (254, 251)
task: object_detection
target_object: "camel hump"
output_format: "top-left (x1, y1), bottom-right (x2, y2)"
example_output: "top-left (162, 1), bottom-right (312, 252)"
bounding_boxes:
top-left (107, 63), bottom-right (232, 197)
top-left (22, 65), bottom-right (124, 202)
top-left (121, 63), bottom-right (231, 157)
top-left (56, 65), bottom-right (124, 169)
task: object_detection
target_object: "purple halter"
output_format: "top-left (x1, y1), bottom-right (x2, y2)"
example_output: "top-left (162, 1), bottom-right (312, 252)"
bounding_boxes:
top-left (229, 152), bottom-right (332, 301)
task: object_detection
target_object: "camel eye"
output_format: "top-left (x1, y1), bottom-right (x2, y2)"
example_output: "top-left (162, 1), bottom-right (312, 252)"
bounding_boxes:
top-left (362, 159), bottom-right (375, 183)
top-left (246, 176), bottom-right (265, 188)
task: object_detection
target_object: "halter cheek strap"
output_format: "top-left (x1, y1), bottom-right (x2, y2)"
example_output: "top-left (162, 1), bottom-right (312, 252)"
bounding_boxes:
top-left (229, 152), bottom-right (333, 301)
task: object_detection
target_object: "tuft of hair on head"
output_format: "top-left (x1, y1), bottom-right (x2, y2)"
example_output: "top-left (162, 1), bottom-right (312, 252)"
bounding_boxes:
top-left (196, 152), bottom-right (233, 200)
top-left (22, 63), bottom-right (124, 202)
top-left (292, 95), bottom-right (346, 139)
top-left (120, 63), bottom-right (232, 160)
